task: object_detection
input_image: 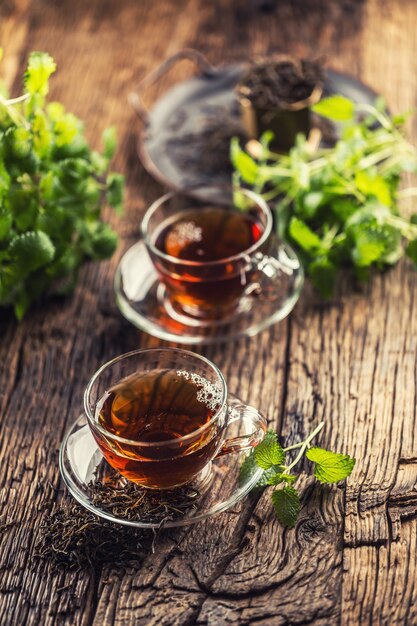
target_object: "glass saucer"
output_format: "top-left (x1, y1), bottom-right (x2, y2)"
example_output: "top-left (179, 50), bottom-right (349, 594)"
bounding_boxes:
top-left (114, 238), bottom-right (303, 344)
top-left (59, 404), bottom-right (264, 528)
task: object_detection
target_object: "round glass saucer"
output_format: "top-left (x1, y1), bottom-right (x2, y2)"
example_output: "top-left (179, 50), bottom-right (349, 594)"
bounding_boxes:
top-left (114, 238), bottom-right (303, 344)
top-left (59, 407), bottom-right (264, 529)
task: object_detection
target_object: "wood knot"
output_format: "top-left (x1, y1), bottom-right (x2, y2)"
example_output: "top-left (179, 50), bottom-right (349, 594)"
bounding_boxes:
top-left (296, 515), bottom-right (327, 545)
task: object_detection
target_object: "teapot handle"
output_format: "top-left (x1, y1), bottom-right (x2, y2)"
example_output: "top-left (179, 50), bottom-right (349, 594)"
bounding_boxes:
top-left (129, 48), bottom-right (216, 123)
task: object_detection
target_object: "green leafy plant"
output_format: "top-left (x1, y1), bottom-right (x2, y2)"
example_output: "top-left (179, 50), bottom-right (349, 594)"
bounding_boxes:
top-left (232, 95), bottom-right (417, 297)
top-left (0, 49), bottom-right (124, 319)
top-left (240, 422), bottom-right (355, 527)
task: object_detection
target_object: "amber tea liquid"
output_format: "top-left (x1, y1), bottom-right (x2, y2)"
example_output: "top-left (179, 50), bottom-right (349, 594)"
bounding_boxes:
top-left (95, 369), bottom-right (223, 488)
top-left (151, 207), bottom-right (264, 317)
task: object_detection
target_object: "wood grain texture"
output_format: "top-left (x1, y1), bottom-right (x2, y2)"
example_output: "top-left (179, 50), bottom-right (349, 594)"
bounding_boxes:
top-left (0, 0), bottom-right (417, 625)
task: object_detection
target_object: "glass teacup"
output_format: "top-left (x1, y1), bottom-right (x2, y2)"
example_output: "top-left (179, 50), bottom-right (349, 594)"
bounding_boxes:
top-left (141, 188), bottom-right (280, 321)
top-left (84, 348), bottom-right (267, 489)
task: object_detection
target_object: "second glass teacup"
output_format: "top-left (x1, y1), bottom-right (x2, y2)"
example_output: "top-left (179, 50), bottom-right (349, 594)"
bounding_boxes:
top-left (84, 348), bottom-right (266, 489)
top-left (141, 188), bottom-right (279, 322)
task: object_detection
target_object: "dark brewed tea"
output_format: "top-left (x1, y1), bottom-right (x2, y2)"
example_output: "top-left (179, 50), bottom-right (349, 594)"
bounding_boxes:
top-left (155, 207), bottom-right (262, 262)
top-left (95, 368), bottom-right (224, 488)
top-left (151, 207), bottom-right (265, 317)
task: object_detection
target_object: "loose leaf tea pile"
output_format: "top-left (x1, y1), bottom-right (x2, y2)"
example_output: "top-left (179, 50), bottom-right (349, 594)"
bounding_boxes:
top-left (0, 50), bottom-right (124, 319)
top-left (37, 502), bottom-right (148, 571)
top-left (240, 423), bottom-right (355, 528)
top-left (37, 470), bottom-right (199, 570)
top-left (237, 58), bottom-right (324, 108)
top-left (88, 468), bottom-right (199, 523)
top-left (232, 95), bottom-right (417, 296)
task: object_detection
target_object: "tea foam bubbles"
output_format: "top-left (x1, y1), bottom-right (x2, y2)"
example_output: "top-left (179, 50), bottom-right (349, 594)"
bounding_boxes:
top-left (176, 370), bottom-right (222, 412)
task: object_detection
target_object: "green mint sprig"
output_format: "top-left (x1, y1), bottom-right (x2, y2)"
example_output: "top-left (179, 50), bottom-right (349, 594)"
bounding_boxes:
top-left (240, 422), bottom-right (355, 528)
top-left (232, 94), bottom-right (417, 297)
top-left (0, 50), bottom-right (124, 319)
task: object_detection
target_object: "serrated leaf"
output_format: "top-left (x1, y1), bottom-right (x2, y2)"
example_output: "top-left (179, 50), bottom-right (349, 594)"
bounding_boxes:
top-left (32, 109), bottom-right (52, 157)
top-left (46, 101), bottom-right (65, 121)
top-left (354, 172), bottom-right (392, 206)
top-left (10, 127), bottom-right (32, 158)
top-left (254, 433), bottom-right (285, 470)
top-left (289, 216), bottom-right (322, 253)
top-left (312, 95), bottom-right (355, 122)
top-left (0, 51), bottom-right (123, 319)
top-left (271, 487), bottom-right (301, 527)
top-left (53, 112), bottom-right (80, 147)
top-left (13, 289), bottom-right (30, 321)
top-left (230, 138), bottom-right (258, 184)
top-left (89, 223), bottom-right (118, 259)
top-left (102, 126), bottom-right (117, 160)
top-left (0, 207), bottom-right (12, 240)
top-left (239, 450), bottom-right (284, 488)
top-left (309, 256), bottom-right (337, 299)
top-left (106, 172), bottom-right (124, 213)
top-left (0, 160), bottom-right (11, 201)
top-left (24, 51), bottom-right (56, 96)
top-left (406, 239), bottom-right (417, 266)
top-left (331, 198), bottom-right (358, 222)
top-left (9, 230), bottom-right (55, 275)
top-left (306, 447), bottom-right (356, 483)
top-left (267, 473), bottom-right (297, 486)
top-left (299, 191), bottom-right (326, 219)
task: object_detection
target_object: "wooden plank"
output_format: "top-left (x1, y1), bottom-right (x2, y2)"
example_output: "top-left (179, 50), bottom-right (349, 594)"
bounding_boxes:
top-left (1, 0), bottom-right (417, 625)
top-left (339, 1), bottom-right (417, 622)
top-left (0, 0), bottom-right (32, 90)
top-left (0, 1), bottom-right (168, 624)
top-left (86, 2), bottom-right (369, 625)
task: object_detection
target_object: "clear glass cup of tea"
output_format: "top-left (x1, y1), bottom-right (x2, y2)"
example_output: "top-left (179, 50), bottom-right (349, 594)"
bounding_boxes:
top-left (141, 188), bottom-right (281, 322)
top-left (84, 348), bottom-right (267, 489)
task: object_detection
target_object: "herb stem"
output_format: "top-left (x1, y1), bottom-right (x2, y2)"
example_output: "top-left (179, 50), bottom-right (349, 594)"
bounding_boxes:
top-left (398, 187), bottom-right (417, 199)
top-left (3, 93), bottom-right (30, 105)
top-left (355, 103), bottom-right (393, 131)
top-left (283, 421), bottom-right (325, 473)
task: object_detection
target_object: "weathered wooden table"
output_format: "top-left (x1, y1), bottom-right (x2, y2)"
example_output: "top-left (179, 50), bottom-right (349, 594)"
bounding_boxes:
top-left (1, 1), bottom-right (417, 624)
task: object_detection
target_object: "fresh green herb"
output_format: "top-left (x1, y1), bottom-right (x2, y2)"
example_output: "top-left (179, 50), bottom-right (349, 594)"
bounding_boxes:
top-left (0, 50), bottom-right (124, 319)
top-left (232, 95), bottom-right (417, 296)
top-left (306, 447), bottom-right (356, 483)
top-left (241, 421), bottom-right (355, 528)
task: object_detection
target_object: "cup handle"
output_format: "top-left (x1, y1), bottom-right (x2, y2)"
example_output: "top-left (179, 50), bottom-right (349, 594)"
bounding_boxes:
top-left (243, 243), bottom-right (303, 302)
top-left (216, 398), bottom-right (267, 458)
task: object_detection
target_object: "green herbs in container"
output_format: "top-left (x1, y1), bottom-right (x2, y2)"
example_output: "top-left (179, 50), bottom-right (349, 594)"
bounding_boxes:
top-left (232, 95), bottom-right (417, 296)
top-left (0, 50), bottom-right (124, 319)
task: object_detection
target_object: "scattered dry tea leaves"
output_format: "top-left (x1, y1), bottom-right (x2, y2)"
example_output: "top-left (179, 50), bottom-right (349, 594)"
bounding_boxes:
top-left (36, 501), bottom-right (149, 571)
top-left (35, 471), bottom-right (200, 571)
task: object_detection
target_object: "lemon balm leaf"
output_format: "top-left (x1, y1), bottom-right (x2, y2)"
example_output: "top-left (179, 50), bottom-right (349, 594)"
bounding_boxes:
top-left (24, 52), bottom-right (56, 96)
top-left (267, 472), bottom-right (297, 486)
top-left (106, 172), bottom-right (124, 214)
top-left (306, 447), bottom-right (356, 483)
top-left (312, 94), bottom-right (355, 121)
top-left (241, 420), bottom-right (356, 529)
top-left (289, 217), bottom-right (322, 253)
top-left (272, 487), bottom-right (301, 527)
top-left (233, 94), bottom-right (417, 297)
top-left (0, 49), bottom-right (123, 319)
top-left (9, 231), bottom-right (55, 275)
top-left (254, 431), bottom-right (285, 469)
top-left (230, 138), bottom-right (259, 184)
top-left (102, 126), bottom-right (117, 160)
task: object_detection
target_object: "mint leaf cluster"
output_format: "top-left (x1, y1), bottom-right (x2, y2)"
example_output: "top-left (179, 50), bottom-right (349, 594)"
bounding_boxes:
top-left (232, 95), bottom-right (417, 297)
top-left (240, 422), bottom-right (355, 527)
top-left (0, 50), bottom-right (124, 319)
